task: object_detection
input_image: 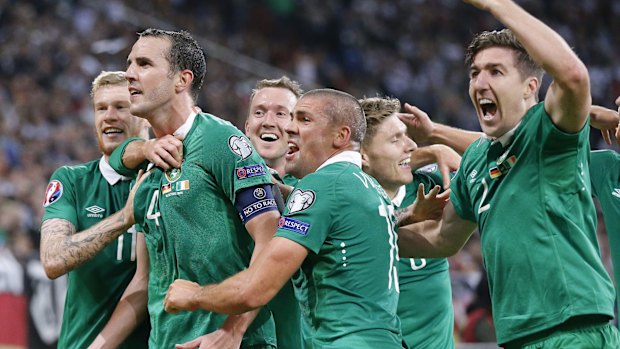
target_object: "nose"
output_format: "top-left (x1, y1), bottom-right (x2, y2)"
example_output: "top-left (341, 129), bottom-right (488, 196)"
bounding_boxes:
top-left (103, 106), bottom-right (120, 121)
top-left (406, 136), bottom-right (417, 152)
top-left (284, 119), bottom-right (296, 136)
top-left (615, 95), bottom-right (620, 109)
top-left (125, 63), bottom-right (136, 82)
top-left (471, 71), bottom-right (489, 91)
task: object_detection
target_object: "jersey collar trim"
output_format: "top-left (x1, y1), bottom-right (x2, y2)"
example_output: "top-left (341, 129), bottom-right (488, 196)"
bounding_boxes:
top-left (316, 151), bottom-right (362, 172)
top-left (391, 185), bottom-right (406, 207)
top-left (173, 111), bottom-right (197, 138)
top-left (99, 156), bottom-right (130, 185)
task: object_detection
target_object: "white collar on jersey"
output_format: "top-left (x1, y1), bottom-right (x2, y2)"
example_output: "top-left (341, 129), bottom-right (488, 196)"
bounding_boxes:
top-left (173, 110), bottom-right (198, 139)
top-left (316, 150), bottom-right (362, 172)
top-left (391, 185), bottom-right (406, 207)
top-left (482, 120), bottom-right (521, 147)
top-left (99, 156), bottom-right (131, 185)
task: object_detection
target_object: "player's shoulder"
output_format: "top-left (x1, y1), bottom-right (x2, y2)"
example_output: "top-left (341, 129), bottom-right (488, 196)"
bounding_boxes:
top-left (50, 159), bottom-right (99, 181)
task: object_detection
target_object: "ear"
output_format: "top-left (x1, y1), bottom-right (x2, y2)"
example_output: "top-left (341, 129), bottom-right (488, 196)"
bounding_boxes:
top-left (333, 125), bottom-right (352, 148)
top-left (523, 76), bottom-right (539, 100)
top-left (360, 148), bottom-right (370, 169)
top-left (244, 119), bottom-right (250, 135)
top-left (175, 69), bottom-right (194, 93)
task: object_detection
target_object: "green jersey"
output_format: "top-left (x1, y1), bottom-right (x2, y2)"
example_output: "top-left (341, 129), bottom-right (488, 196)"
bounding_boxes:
top-left (132, 113), bottom-right (276, 348)
top-left (274, 151), bottom-right (404, 348)
top-left (394, 165), bottom-right (454, 349)
top-left (590, 149), bottom-right (620, 325)
top-left (42, 158), bottom-right (149, 349)
top-left (450, 103), bottom-right (615, 345)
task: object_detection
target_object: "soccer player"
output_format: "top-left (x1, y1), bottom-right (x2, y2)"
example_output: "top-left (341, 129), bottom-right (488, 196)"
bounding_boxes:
top-left (397, 0), bottom-right (620, 347)
top-left (119, 28), bottom-right (279, 348)
top-left (164, 88), bottom-right (407, 348)
top-left (40, 71), bottom-right (150, 349)
top-left (359, 96), bottom-right (455, 349)
top-left (244, 76), bottom-right (303, 349)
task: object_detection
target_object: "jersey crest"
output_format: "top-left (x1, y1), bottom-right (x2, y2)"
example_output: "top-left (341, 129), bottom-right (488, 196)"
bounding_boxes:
top-left (43, 180), bottom-right (63, 207)
top-left (165, 167), bottom-right (182, 183)
top-left (228, 135), bottom-right (253, 160)
top-left (287, 189), bottom-right (315, 214)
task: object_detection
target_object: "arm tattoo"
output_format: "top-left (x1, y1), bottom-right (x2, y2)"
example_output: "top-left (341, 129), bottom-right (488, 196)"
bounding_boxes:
top-left (40, 213), bottom-right (129, 278)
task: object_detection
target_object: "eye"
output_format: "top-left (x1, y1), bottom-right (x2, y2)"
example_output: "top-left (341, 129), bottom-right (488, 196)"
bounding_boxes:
top-left (469, 71), bottom-right (479, 79)
top-left (276, 111), bottom-right (288, 119)
top-left (254, 110), bottom-right (265, 117)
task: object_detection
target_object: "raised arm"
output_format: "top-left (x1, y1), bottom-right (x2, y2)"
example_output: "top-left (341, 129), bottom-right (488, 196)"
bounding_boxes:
top-left (400, 103), bottom-right (481, 155)
top-left (466, 0), bottom-right (590, 132)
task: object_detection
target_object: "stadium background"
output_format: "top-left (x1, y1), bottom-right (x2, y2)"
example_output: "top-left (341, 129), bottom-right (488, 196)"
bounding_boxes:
top-left (0, 1), bottom-right (618, 348)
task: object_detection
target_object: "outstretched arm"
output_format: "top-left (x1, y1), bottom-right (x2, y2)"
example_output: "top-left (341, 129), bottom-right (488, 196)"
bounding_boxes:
top-left (410, 145), bottom-right (462, 189)
top-left (398, 200), bottom-right (477, 258)
top-left (590, 105), bottom-right (619, 146)
top-left (164, 237), bottom-right (307, 315)
top-left (399, 103), bottom-right (482, 155)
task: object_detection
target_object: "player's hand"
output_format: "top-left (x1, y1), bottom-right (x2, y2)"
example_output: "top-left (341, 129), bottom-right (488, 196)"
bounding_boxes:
top-left (143, 134), bottom-right (184, 170)
top-left (398, 103), bottom-right (436, 143)
top-left (164, 279), bottom-right (201, 313)
top-left (411, 184), bottom-right (450, 221)
top-left (174, 327), bottom-right (243, 349)
top-left (590, 105), bottom-right (620, 146)
top-left (417, 145), bottom-right (461, 189)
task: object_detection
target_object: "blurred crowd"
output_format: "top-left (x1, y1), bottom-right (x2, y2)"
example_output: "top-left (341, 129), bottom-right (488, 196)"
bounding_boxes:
top-left (0, 0), bottom-right (618, 347)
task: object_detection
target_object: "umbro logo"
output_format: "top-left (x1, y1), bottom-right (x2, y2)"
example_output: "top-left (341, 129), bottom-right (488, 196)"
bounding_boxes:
top-left (612, 189), bottom-right (620, 199)
top-left (85, 205), bottom-right (105, 218)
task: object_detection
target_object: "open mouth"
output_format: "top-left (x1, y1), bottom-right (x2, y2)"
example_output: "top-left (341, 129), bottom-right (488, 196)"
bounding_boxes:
top-left (260, 133), bottom-right (279, 142)
top-left (398, 158), bottom-right (411, 168)
top-left (287, 142), bottom-right (299, 155)
top-left (103, 127), bottom-right (123, 135)
top-left (479, 98), bottom-right (497, 120)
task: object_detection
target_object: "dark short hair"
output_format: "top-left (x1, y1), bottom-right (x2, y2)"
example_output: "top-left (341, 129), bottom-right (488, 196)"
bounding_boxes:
top-left (465, 28), bottom-right (544, 84)
top-left (138, 28), bottom-right (206, 102)
top-left (302, 88), bottom-right (366, 145)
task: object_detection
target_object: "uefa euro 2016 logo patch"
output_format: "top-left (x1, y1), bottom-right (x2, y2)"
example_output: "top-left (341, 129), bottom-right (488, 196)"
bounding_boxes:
top-left (228, 135), bottom-right (253, 160)
top-left (165, 167), bottom-right (182, 183)
top-left (44, 180), bottom-right (63, 207)
top-left (236, 164), bottom-right (266, 180)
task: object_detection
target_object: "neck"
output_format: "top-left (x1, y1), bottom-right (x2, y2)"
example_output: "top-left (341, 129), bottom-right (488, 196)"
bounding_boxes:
top-left (148, 97), bottom-right (194, 137)
top-left (384, 186), bottom-right (398, 200)
top-left (266, 157), bottom-right (287, 178)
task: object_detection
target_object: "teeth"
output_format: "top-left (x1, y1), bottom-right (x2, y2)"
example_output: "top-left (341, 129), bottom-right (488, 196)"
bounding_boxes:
top-left (104, 128), bottom-right (123, 134)
top-left (479, 98), bottom-right (493, 105)
top-left (399, 158), bottom-right (411, 166)
top-left (261, 133), bottom-right (278, 141)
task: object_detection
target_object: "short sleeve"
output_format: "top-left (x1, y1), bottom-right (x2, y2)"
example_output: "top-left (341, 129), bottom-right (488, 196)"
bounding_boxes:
top-left (275, 175), bottom-right (332, 254)
top-left (42, 167), bottom-right (78, 225)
